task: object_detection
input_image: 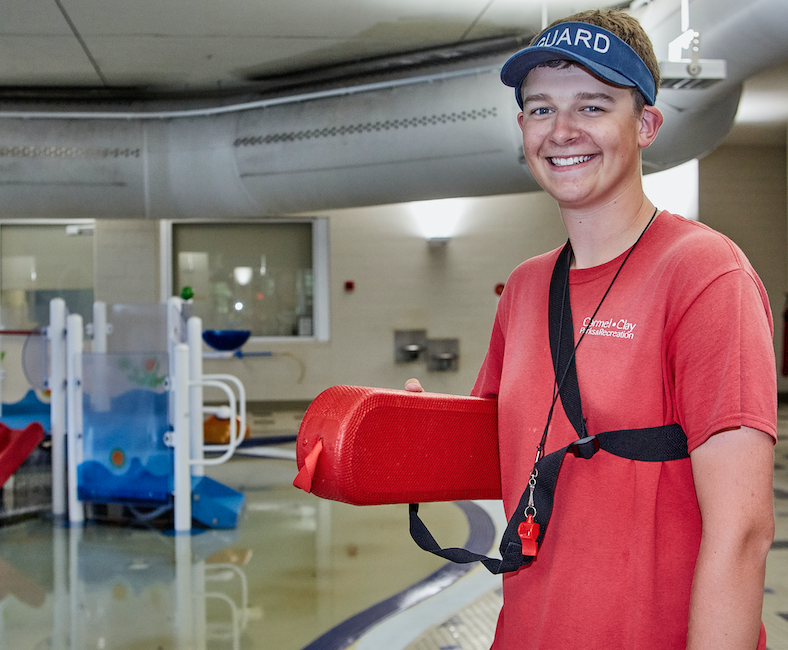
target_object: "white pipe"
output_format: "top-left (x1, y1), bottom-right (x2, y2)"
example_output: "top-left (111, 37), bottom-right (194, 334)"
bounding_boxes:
top-left (681, 0), bottom-right (690, 33)
top-left (173, 343), bottom-right (191, 533)
top-left (65, 313), bottom-right (84, 524)
top-left (187, 317), bottom-right (205, 478)
top-left (167, 297), bottom-right (184, 430)
top-left (159, 221), bottom-right (173, 302)
top-left (90, 301), bottom-right (111, 413)
top-left (49, 298), bottom-right (67, 517)
top-left (92, 301), bottom-right (107, 353)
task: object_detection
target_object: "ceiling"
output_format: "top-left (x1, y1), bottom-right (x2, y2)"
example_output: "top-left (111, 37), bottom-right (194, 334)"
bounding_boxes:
top-left (0, 0), bottom-right (785, 145)
top-left (0, 0), bottom-right (597, 97)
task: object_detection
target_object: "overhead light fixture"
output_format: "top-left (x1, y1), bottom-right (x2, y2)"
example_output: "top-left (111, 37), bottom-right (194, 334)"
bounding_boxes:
top-left (659, 0), bottom-right (726, 90)
top-left (233, 266), bottom-right (253, 286)
top-left (427, 237), bottom-right (451, 250)
top-left (409, 197), bottom-right (468, 247)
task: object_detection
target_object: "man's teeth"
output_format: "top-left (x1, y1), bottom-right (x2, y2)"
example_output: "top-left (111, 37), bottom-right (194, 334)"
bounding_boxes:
top-left (550, 155), bottom-right (593, 167)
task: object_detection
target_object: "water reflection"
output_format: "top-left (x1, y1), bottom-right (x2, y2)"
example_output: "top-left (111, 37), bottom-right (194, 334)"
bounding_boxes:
top-left (2, 522), bottom-right (249, 650)
top-left (0, 469), bottom-right (465, 650)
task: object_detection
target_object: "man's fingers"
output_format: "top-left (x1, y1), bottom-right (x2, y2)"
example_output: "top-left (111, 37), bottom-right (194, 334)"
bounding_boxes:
top-left (404, 378), bottom-right (424, 392)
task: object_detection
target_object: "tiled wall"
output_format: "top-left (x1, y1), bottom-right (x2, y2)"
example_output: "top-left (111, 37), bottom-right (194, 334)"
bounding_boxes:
top-left (698, 139), bottom-right (788, 393)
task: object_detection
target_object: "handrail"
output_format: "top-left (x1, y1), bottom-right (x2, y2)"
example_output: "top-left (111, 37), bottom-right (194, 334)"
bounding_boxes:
top-left (202, 373), bottom-right (246, 453)
top-left (190, 378), bottom-right (237, 466)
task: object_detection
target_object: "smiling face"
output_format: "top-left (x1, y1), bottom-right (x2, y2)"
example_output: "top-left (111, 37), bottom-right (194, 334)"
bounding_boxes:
top-left (517, 64), bottom-right (662, 213)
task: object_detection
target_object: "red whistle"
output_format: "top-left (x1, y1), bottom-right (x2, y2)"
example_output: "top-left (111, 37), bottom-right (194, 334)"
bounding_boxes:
top-left (518, 514), bottom-right (540, 557)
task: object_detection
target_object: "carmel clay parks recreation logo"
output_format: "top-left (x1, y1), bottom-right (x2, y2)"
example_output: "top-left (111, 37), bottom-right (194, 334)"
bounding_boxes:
top-left (579, 316), bottom-right (638, 340)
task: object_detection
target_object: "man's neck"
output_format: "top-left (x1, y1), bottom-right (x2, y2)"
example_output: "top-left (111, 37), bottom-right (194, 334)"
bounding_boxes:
top-left (561, 196), bottom-right (657, 269)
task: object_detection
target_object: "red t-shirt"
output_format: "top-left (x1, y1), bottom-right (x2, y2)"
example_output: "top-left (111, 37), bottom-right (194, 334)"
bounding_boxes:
top-left (472, 212), bottom-right (776, 649)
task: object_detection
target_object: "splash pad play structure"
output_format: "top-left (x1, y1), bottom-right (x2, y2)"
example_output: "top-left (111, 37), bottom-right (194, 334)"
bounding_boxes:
top-left (42, 297), bottom-right (251, 532)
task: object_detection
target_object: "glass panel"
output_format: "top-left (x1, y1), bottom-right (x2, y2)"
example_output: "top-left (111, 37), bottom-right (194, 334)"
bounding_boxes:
top-left (172, 222), bottom-right (313, 338)
top-left (106, 303), bottom-right (169, 353)
top-left (78, 352), bottom-right (171, 505)
top-left (0, 224), bottom-right (94, 328)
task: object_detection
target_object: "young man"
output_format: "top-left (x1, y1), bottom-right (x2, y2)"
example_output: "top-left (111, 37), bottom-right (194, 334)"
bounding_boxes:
top-left (409, 9), bottom-right (776, 649)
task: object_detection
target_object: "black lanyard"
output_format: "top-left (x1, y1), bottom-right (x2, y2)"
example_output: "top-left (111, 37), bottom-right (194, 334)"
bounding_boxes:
top-left (409, 215), bottom-right (689, 575)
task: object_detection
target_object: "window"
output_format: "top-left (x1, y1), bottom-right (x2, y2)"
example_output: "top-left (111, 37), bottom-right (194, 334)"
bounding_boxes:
top-left (170, 219), bottom-right (329, 340)
top-left (0, 221), bottom-right (95, 329)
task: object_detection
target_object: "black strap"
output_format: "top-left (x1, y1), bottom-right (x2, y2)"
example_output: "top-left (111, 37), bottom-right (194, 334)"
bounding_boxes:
top-left (549, 242), bottom-right (588, 438)
top-left (409, 245), bottom-right (690, 575)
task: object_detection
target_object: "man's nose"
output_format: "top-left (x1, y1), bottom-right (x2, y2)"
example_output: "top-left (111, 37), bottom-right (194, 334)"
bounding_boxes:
top-left (550, 111), bottom-right (580, 144)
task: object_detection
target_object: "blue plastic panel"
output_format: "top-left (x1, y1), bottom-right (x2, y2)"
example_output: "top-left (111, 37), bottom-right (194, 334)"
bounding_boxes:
top-left (78, 352), bottom-right (171, 504)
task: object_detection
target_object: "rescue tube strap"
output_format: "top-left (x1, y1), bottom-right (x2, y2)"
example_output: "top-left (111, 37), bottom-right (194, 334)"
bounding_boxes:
top-left (409, 240), bottom-right (689, 575)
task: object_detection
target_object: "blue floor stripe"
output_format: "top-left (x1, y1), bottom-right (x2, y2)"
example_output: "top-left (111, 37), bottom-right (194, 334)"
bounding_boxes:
top-left (300, 501), bottom-right (497, 650)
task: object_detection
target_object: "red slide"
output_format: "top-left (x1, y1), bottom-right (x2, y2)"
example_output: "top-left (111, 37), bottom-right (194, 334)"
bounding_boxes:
top-left (0, 421), bottom-right (45, 487)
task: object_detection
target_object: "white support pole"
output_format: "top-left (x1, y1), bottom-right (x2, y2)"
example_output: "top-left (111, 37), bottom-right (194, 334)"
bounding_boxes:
top-left (167, 297), bottom-right (184, 430)
top-left (173, 343), bottom-right (192, 533)
top-left (92, 301), bottom-right (107, 353)
top-left (187, 317), bottom-right (205, 477)
top-left (66, 314), bottom-right (84, 524)
top-left (49, 298), bottom-right (67, 518)
top-left (90, 301), bottom-right (111, 412)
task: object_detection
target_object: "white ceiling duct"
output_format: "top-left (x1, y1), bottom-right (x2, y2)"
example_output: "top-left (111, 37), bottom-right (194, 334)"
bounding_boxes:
top-left (0, 0), bottom-right (784, 219)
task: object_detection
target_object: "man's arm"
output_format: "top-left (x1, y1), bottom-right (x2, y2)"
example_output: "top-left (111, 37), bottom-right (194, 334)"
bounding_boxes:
top-left (688, 426), bottom-right (775, 649)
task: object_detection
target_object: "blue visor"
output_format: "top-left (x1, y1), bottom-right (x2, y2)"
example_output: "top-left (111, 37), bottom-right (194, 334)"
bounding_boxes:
top-left (501, 22), bottom-right (656, 108)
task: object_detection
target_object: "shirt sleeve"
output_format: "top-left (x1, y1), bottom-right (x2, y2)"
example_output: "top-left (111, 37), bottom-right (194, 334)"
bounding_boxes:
top-left (472, 311), bottom-right (505, 399)
top-left (668, 268), bottom-right (777, 452)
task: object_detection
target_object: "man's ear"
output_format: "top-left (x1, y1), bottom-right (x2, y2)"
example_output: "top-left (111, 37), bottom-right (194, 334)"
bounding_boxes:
top-left (638, 105), bottom-right (663, 148)
top-left (517, 111), bottom-right (525, 132)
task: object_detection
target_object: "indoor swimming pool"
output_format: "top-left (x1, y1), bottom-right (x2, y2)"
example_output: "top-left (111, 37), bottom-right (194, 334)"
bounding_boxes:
top-left (0, 406), bottom-right (787, 650)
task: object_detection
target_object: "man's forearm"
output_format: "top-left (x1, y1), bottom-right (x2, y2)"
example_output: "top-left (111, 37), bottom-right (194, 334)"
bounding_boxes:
top-left (687, 535), bottom-right (768, 649)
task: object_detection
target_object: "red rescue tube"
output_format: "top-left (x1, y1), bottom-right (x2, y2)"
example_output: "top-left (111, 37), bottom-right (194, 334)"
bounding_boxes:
top-left (294, 385), bottom-right (500, 505)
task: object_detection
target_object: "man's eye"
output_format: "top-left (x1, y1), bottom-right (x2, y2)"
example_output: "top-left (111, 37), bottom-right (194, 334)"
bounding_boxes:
top-left (531, 107), bottom-right (552, 115)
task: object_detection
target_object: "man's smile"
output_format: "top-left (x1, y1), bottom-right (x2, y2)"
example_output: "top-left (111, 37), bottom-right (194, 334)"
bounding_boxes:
top-left (548, 155), bottom-right (595, 167)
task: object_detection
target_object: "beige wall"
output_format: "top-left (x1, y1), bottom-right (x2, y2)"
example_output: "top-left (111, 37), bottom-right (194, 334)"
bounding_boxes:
top-left (697, 139), bottom-right (788, 393)
top-left (201, 192), bottom-right (566, 401)
top-left (94, 220), bottom-right (160, 305)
